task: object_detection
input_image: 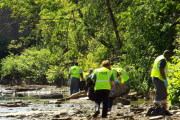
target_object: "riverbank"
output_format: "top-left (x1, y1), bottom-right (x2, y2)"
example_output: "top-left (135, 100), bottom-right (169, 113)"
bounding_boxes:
top-left (0, 85), bottom-right (180, 120)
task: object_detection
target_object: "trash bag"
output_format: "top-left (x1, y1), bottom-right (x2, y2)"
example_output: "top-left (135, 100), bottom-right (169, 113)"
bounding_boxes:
top-left (88, 86), bottom-right (95, 101)
top-left (79, 80), bottom-right (86, 91)
top-left (86, 74), bottom-right (93, 83)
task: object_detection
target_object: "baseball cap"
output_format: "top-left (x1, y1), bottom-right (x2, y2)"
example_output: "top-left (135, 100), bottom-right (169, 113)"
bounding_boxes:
top-left (89, 68), bottom-right (93, 71)
top-left (125, 66), bottom-right (130, 70)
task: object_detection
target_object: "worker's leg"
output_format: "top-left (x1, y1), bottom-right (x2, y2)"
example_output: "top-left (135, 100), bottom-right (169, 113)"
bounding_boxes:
top-left (160, 85), bottom-right (168, 110)
top-left (73, 78), bottom-right (80, 94)
top-left (152, 78), bottom-right (164, 106)
top-left (102, 90), bottom-right (110, 118)
top-left (108, 97), bottom-right (113, 111)
top-left (93, 90), bottom-right (102, 118)
top-left (70, 78), bottom-right (75, 95)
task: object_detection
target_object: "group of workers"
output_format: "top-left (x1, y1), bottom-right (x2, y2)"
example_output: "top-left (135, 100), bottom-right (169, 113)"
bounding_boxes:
top-left (68, 50), bottom-right (172, 118)
top-left (68, 61), bottom-right (130, 118)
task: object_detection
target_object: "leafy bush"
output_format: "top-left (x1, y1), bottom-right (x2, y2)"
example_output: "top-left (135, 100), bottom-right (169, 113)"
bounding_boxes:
top-left (168, 49), bottom-right (180, 105)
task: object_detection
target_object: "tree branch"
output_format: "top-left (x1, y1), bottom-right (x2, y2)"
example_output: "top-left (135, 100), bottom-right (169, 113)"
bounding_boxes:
top-left (41, 18), bottom-right (81, 23)
top-left (106, 0), bottom-right (122, 49)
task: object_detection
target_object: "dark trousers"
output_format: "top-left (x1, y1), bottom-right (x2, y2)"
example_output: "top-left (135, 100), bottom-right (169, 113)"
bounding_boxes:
top-left (108, 97), bottom-right (113, 109)
top-left (94, 90), bottom-right (110, 118)
top-left (70, 77), bottom-right (80, 94)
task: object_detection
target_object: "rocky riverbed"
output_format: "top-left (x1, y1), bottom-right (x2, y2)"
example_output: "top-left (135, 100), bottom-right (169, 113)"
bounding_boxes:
top-left (0, 85), bottom-right (180, 120)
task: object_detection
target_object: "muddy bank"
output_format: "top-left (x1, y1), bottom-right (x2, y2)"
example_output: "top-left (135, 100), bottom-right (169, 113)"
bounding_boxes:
top-left (0, 85), bottom-right (180, 120)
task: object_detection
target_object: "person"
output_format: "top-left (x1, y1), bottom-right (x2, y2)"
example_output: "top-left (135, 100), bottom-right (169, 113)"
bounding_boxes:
top-left (118, 66), bottom-right (130, 84)
top-left (84, 68), bottom-right (93, 83)
top-left (118, 67), bottom-right (130, 98)
top-left (68, 62), bottom-right (84, 95)
top-left (105, 61), bottom-right (121, 111)
top-left (91, 60), bottom-right (115, 118)
top-left (108, 67), bottom-right (120, 111)
top-left (151, 50), bottom-right (172, 115)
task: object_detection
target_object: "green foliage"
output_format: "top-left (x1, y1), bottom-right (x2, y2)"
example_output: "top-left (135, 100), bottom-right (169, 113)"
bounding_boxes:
top-left (0, 0), bottom-right (179, 105)
top-left (167, 49), bottom-right (180, 105)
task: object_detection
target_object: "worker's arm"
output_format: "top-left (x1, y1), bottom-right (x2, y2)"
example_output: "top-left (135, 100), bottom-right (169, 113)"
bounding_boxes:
top-left (80, 73), bottom-right (84, 79)
top-left (110, 74), bottom-right (115, 85)
top-left (118, 76), bottom-right (121, 84)
top-left (117, 72), bottom-right (121, 84)
top-left (91, 72), bottom-right (96, 82)
top-left (68, 74), bottom-right (71, 79)
top-left (80, 68), bottom-right (84, 79)
top-left (159, 59), bottom-right (166, 80)
top-left (111, 81), bottom-right (115, 85)
top-left (160, 67), bottom-right (166, 80)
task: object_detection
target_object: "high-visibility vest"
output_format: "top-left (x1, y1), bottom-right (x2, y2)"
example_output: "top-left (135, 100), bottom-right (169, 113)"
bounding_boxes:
top-left (70, 66), bottom-right (81, 79)
top-left (111, 68), bottom-right (118, 80)
top-left (151, 55), bottom-right (168, 81)
top-left (94, 67), bottom-right (112, 90)
top-left (117, 68), bottom-right (129, 83)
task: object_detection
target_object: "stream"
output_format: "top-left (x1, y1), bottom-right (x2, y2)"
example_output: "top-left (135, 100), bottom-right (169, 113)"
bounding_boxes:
top-left (0, 85), bottom-right (179, 120)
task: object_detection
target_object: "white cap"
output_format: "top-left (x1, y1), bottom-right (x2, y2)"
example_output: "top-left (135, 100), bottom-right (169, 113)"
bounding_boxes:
top-left (125, 66), bottom-right (130, 70)
top-left (89, 68), bottom-right (93, 71)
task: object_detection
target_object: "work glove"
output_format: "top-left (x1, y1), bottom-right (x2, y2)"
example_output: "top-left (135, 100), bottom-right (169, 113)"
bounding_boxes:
top-left (115, 79), bottom-right (119, 84)
top-left (68, 79), bottom-right (71, 83)
top-left (164, 79), bottom-right (168, 88)
top-left (81, 79), bottom-right (85, 82)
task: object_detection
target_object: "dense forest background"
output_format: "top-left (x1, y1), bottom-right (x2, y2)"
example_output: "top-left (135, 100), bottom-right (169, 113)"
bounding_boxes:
top-left (0, 0), bottom-right (179, 104)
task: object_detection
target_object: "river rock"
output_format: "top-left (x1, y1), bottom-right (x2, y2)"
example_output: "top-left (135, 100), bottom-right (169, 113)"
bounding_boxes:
top-left (149, 116), bottom-right (164, 120)
top-left (113, 97), bottom-right (130, 105)
top-left (114, 83), bottom-right (130, 97)
top-left (16, 94), bottom-right (24, 97)
top-left (35, 94), bottom-right (63, 99)
top-left (170, 106), bottom-right (179, 110)
top-left (55, 104), bottom-right (61, 107)
top-left (52, 117), bottom-right (72, 120)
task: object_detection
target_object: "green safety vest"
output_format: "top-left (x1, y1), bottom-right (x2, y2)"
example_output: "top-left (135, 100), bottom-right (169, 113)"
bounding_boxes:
top-left (117, 68), bottom-right (129, 83)
top-left (94, 67), bottom-right (112, 90)
top-left (70, 66), bottom-right (81, 79)
top-left (151, 55), bottom-right (168, 81)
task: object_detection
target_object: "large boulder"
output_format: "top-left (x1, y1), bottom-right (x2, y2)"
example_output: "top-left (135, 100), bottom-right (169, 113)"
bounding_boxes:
top-left (114, 83), bottom-right (130, 97)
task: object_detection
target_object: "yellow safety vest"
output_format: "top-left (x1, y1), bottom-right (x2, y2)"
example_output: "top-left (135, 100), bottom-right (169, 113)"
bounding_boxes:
top-left (94, 67), bottom-right (112, 90)
top-left (117, 68), bottom-right (129, 83)
top-left (70, 66), bottom-right (81, 79)
top-left (151, 55), bottom-right (168, 81)
top-left (112, 68), bottom-right (118, 80)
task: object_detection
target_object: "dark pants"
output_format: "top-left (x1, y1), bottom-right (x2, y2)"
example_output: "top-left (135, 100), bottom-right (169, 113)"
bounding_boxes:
top-left (108, 97), bottom-right (113, 109)
top-left (152, 77), bottom-right (167, 104)
top-left (94, 90), bottom-right (110, 118)
top-left (70, 77), bottom-right (80, 94)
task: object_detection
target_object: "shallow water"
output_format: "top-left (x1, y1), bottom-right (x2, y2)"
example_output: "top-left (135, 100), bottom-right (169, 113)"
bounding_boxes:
top-left (130, 98), bottom-right (153, 105)
top-left (0, 86), bottom-right (153, 120)
top-left (0, 87), bottom-right (71, 120)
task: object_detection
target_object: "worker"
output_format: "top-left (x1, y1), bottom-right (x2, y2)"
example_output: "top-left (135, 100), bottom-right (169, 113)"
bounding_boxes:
top-left (84, 68), bottom-right (93, 83)
top-left (118, 67), bottom-right (130, 84)
top-left (108, 66), bottom-right (121, 111)
top-left (68, 62), bottom-right (84, 95)
top-left (117, 67), bottom-right (130, 99)
top-left (151, 50), bottom-right (172, 115)
top-left (91, 60), bottom-right (115, 118)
